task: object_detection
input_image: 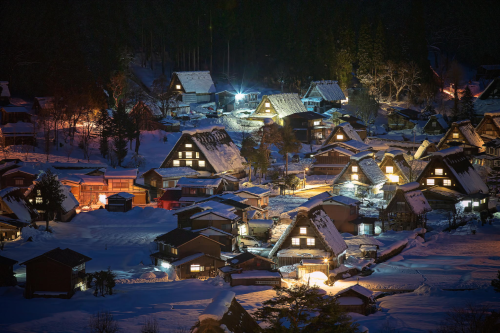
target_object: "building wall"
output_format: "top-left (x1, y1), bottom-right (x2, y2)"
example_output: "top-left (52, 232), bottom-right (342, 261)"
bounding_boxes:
top-left (25, 258), bottom-right (72, 298)
top-left (1, 171), bottom-right (36, 189)
top-left (230, 277), bottom-right (281, 287)
top-left (0, 222), bottom-right (19, 240)
top-left (160, 136), bottom-right (216, 174)
top-left (438, 126), bottom-right (480, 155)
top-left (178, 237), bottom-right (221, 258)
top-left (1, 110), bottom-right (31, 125)
top-left (378, 158), bottom-right (407, 185)
top-left (322, 204), bottom-right (358, 233)
top-left (476, 117), bottom-right (500, 137)
top-left (176, 256), bottom-right (225, 280)
top-left (235, 257), bottom-right (275, 271)
top-left (191, 216), bottom-right (235, 232)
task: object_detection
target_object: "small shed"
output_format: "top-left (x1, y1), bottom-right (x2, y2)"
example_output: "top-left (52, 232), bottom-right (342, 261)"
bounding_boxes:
top-left (0, 255), bottom-right (18, 286)
top-left (105, 192), bottom-right (134, 212)
top-left (334, 284), bottom-right (376, 315)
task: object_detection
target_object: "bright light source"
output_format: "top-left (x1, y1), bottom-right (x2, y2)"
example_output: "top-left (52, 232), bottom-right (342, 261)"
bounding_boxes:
top-left (388, 174), bottom-right (399, 183)
top-left (161, 262), bottom-right (171, 268)
top-left (323, 258), bottom-right (328, 263)
top-left (235, 93), bottom-right (245, 101)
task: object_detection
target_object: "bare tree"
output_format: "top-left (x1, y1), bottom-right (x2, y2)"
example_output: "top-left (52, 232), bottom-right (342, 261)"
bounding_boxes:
top-left (152, 75), bottom-right (179, 117)
top-left (352, 88), bottom-right (379, 130)
top-left (79, 110), bottom-right (96, 162)
top-left (141, 316), bottom-right (160, 333)
top-left (108, 71), bottom-right (128, 108)
top-left (64, 144), bottom-right (75, 162)
top-left (87, 310), bottom-right (119, 333)
top-left (385, 61), bottom-right (421, 102)
top-left (437, 303), bottom-right (500, 333)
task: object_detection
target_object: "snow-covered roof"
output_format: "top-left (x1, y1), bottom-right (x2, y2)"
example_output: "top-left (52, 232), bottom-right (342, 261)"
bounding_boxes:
top-left (248, 219), bottom-right (274, 228)
top-left (107, 192), bottom-right (135, 200)
top-left (0, 187), bottom-right (38, 222)
top-left (434, 114), bottom-right (449, 129)
top-left (325, 195), bottom-right (360, 206)
top-left (266, 93), bottom-right (307, 117)
top-left (174, 71), bottom-right (216, 94)
top-left (51, 161), bottom-right (108, 169)
top-left (1, 106), bottom-right (31, 113)
top-left (104, 169), bottom-right (137, 179)
top-left (176, 177), bottom-right (222, 188)
top-left (152, 167), bottom-right (199, 178)
top-left (356, 154), bottom-right (386, 185)
top-left (34, 97), bottom-right (54, 109)
top-left (235, 186), bottom-right (270, 197)
top-left (338, 140), bottom-right (371, 151)
top-left (351, 151), bottom-right (374, 161)
top-left (191, 209), bottom-right (239, 221)
top-left (199, 290), bottom-right (235, 322)
top-left (324, 122), bottom-right (363, 144)
top-left (403, 188), bottom-right (432, 215)
top-left (414, 140), bottom-right (434, 159)
top-left (170, 252), bottom-right (205, 267)
top-left (426, 186), bottom-right (464, 199)
top-left (0, 81), bottom-right (10, 97)
top-left (3, 166), bottom-right (38, 177)
top-left (453, 120), bottom-right (484, 148)
top-left (336, 284), bottom-right (374, 299)
top-left (60, 185), bottom-right (79, 213)
top-left (398, 182), bottom-right (420, 192)
top-left (192, 226), bottom-right (234, 237)
top-left (307, 80), bottom-right (346, 101)
top-left (79, 175), bottom-right (106, 185)
top-left (0, 122), bottom-right (34, 134)
top-left (314, 146), bottom-right (355, 158)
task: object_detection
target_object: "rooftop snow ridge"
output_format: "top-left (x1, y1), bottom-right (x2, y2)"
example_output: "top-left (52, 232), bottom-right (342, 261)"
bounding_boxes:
top-left (199, 290), bottom-right (236, 322)
top-left (351, 151), bottom-right (374, 161)
top-left (398, 182), bottom-right (420, 192)
top-left (182, 125), bottom-right (225, 136)
top-left (432, 146), bottom-right (463, 157)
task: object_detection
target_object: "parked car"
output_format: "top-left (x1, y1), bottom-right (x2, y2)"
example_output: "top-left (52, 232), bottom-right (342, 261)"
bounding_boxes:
top-left (238, 235), bottom-right (262, 248)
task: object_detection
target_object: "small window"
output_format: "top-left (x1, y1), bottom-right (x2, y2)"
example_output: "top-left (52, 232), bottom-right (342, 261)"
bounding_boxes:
top-left (186, 160), bottom-right (193, 167)
top-left (265, 102), bottom-right (270, 108)
top-left (151, 180), bottom-right (157, 187)
top-left (190, 264), bottom-right (201, 272)
top-left (185, 151), bottom-right (192, 158)
top-left (300, 227), bottom-right (307, 234)
top-left (307, 238), bottom-right (315, 246)
top-left (176, 84), bottom-right (181, 89)
top-left (452, 132), bottom-right (459, 139)
top-left (443, 179), bottom-right (451, 186)
top-left (352, 166), bottom-right (358, 172)
top-left (163, 180), bottom-right (169, 187)
top-left (265, 109), bottom-right (270, 113)
top-left (426, 179), bottom-right (435, 185)
top-left (178, 152), bottom-right (182, 158)
top-left (196, 152), bottom-right (199, 158)
top-left (435, 169), bottom-right (443, 175)
top-left (336, 134), bottom-right (344, 140)
top-left (185, 143), bottom-right (192, 148)
top-left (171, 247), bottom-right (177, 254)
top-left (351, 174), bottom-right (359, 181)
top-left (198, 160), bottom-right (205, 167)
top-left (189, 188), bottom-right (197, 195)
top-left (173, 160), bottom-right (180, 166)
top-left (313, 121), bottom-right (320, 126)
top-left (386, 166), bottom-right (394, 174)
top-left (473, 202), bottom-right (479, 207)
top-left (432, 122), bottom-right (437, 127)
top-left (37, 190), bottom-right (41, 196)
top-left (292, 238), bottom-right (300, 246)
top-left (36, 197), bottom-right (43, 204)
top-left (15, 179), bottom-right (23, 185)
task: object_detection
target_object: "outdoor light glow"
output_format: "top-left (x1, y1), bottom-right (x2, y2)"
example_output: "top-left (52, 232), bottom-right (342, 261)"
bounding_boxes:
top-left (161, 262), bottom-right (171, 268)
top-left (388, 174), bottom-right (399, 183)
top-left (235, 93), bottom-right (244, 101)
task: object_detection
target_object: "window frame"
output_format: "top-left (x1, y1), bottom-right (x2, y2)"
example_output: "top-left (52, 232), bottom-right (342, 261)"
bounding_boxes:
top-left (426, 178), bottom-right (435, 186)
top-left (386, 166), bottom-right (394, 174)
top-left (307, 238), bottom-right (315, 246)
top-left (291, 238), bottom-right (300, 246)
top-left (435, 168), bottom-right (444, 176)
top-left (299, 227), bottom-right (307, 235)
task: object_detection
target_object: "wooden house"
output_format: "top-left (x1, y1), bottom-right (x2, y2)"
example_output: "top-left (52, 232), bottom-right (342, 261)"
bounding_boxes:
top-left (32, 97), bottom-right (54, 115)
top-left (380, 182), bottom-right (431, 231)
top-left (189, 207), bottom-right (240, 234)
top-left (0, 122), bottom-right (35, 146)
top-left (105, 192), bottom-right (134, 212)
top-left (334, 284), bottom-right (375, 316)
top-left (176, 177), bottom-right (224, 204)
top-left (1, 166), bottom-right (38, 190)
top-left (302, 80), bottom-right (346, 112)
top-left (474, 138), bottom-right (500, 169)
top-left (322, 195), bottom-right (361, 234)
top-left (437, 120), bottom-right (484, 156)
top-left (26, 184), bottom-right (79, 222)
top-left (21, 247), bottom-right (91, 299)
top-left (160, 125), bottom-right (246, 178)
top-left (151, 228), bottom-right (225, 280)
top-left (157, 188), bottom-right (183, 210)
top-left (423, 114), bottom-right (449, 135)
top-left (0, 216), bottom-right (28, 241)
top-left (249, 93), bottom-right (307, 125)
top-left (142, 167), bottom-right (199, 199)
top-left (0, 106), bottom-right (33, 125)
top-left (215, 81), bottom-right (260, 112)
top-left (190, 290), bottom-right (261, 333)
top-left (312, 145), bottom-right (354, 175)
top-left (333, 151), bottom-right (386, 195)
top-left (168, 71), bottom-right (216, 104)
top-left (234, 187), bottom-right (270, 209)
top-left (475, 111), bottom-right (500, 142)
top-left (0, 255), bottom-right (17, 286)
top-left (474, 78), bottom-right (500, 123)
top-left (387, 107), bottom-right (420, 130)
top-left (269, 196), bottom-right (347, 272)
top-left (284, 111), bottom-right (329, 144)
top-left (378, 150), bottom-right (413, 186)
top-left (0, 81), bottom-right (10, 106)
top-left (338, 115), bottom-right (368, 140)
top-left (219, 252), bottom-right (280, 287)
top-left (322, 122), bottom-right (363, 146)
top-left (193, 226), bottom-right (236, 252)
top-left (0, 187), bottom-right (38, 222)
top-left (247, 219), bottom-right (274, 238)
top-left (417, 146), bottom-right (489, 211)
top-left (414, 140), bottom-right (438, 159)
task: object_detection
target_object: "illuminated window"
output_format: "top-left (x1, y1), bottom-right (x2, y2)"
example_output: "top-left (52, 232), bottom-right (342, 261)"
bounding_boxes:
top-left (292, 238), bottom-right (300, 246)
top-left (265, 109), bottom-right (270, 113)
top-left (452, 132), bottom-right (459, 139)
top-left (443, 179), bottom-right (451, 186)
top-left (176, 84), bottom-right (181, 89)
top-left (386, 166), bottom-right (394, 174)
top-left (426, 179), bottom-right (435, 185)
top-left (37, 190), bottom-right (41, 196)
top-left (313, 121), bottom-right (320, 126)
top-left (265, 102), bottom-right (270, 108)
top-left (151, 180), bottom-right (157, 187)
top-left (185, 151), bottom-right (192, 158)
top-left (351, 174), bottom-right (359, 181)
top-left (473, 202), bottom-right (479, 207)
top-left (36, 197), bottom-right (43, 204)
top-left (171, 248), bottom-right (177, 255)
top-left (15, 179), bottom-right (23, 185)
top-left (352, 166), bottom-right (358, 172)
top-left (185, 143), bottom-right (192, 148)
top-left (307, 238), bottom-right (315, 246)
top-left (198, 160), bottom-right (205, 167)
top-left (300, 227), bottom-right (307, 234)
top-left (196, 152), bottom-right (199, 158)
top-left (336, 134), bottom-right (344, 140)
top-left (190, 264), bottom-right (201, 272)
top-left (388, 174), bottom-right (399, 183)
top-left (173, 160), bottom-right (180, 166)
top-left (435, 169), bottom-right (443, 175)
top-left (178, 152), bottom-right (182, 158)
top-left (186, 160), bottom-right (193, 166)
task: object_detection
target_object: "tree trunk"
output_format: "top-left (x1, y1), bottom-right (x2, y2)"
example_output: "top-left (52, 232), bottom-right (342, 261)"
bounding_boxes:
top-left (285, 153), bottom-right (289, 177)
top-left (248, 163), bottom-right (252, 183)
top-left (135, 135), bottom-right (140, 154)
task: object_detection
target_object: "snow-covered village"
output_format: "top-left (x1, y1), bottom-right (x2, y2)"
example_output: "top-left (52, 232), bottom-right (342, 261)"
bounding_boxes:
top-left (1, 1), bottom-right (500, 332)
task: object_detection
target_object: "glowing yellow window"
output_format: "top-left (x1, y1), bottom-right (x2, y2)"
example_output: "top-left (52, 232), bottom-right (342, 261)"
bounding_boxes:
top-left (190, 264), bottom-right (201, 272)
top-left (292, 238), bottom-right (300, 246)
top-left (426, 179), bottom-right (435, 185)
top-left (265, 109), bottom-right (270, 113)
top-left (300, 227), bottom-right (307, 234)
top-left (443, 179), bottom-right (451, 186)
top-left (186, 160), bottom-right (193, 167)
top-left (351, 174), bottom-right (359, 181)
top-left (173, 160), bottom-right (180, 166)
top-left (352, 166), bottom-right (358, 172)
top-left (307, 238), bottom-right (315, 246)
top-left (336, 134), bottom-right (344, 140)
top-left (435, 169), bottom-right (443, 175)
top-left (185, 143), bottom-right (192, 148)
top-left (265, 102), bottom-right (270, 108)
top-left (176, 84), bottom-right (181, 89)
top-left (185, 152), bottom-right (192, 158)
top-left (198, 160), bottom-right (205, 167)
top-left (386, 166), bottom-right (394, 173)
top-left (452, 133), bottom-right (459, 139)
top-left (178, 152), bottom-right (182, 158)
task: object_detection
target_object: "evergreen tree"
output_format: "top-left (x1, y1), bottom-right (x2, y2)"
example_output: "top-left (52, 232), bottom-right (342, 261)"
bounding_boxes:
top-left (32, 169), bottom-right (66, 232)
top-left (276, 123), bottom-right (302, 177)
top-left (357, 21), bottom-right (373, 76)
top-left (240, 136), bottom-right (258, 183)
top-left (460, 85), bottom-right (475, 121)
top-left (96, 108), bottom-right (111, 158)
top-left (372, 20), bottom-right (386, 89)
top-left (111, 102), bottom-right (129, 166)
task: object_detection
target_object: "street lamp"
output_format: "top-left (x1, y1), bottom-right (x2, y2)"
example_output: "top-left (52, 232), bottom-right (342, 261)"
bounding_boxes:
top-left (303, 167), bottom-right (309, 188)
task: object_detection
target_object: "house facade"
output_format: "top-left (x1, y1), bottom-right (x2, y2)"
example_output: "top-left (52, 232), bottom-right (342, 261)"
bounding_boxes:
top-left (0, 187), bottom-right (38, 222)
top-left (322, 122), bottom-right (363, 146)
top-left (249, 93), bottom-right (307, 125)
top-left (475, 111), bottom-right (500, 142)
top-left (105, 192), bottom-right (134, 212)
top-left (284, 111), bottom-right (329, 144)
top-left (387, 108), bottom-right (420, 130)
top-left (142, 167), bottom-right (199, 199)
top-left (302, 80), bottom-right (346, 112)
top-left (168, 71), bottom-right (216, 104)
top-left (423, 114), bottom-right (449, 135)
top-left (437, 120), bottom-right (484, 156)
top-left (312, 145), bottom-right (354, 175)
top-left (1, 167), bottom-right (38, 190)
top-left (322, 195), bottom-right (361, 234)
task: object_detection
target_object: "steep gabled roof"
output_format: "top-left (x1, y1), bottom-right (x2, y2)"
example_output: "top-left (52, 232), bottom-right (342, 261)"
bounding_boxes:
top-left (323, 122), bottom-right (363, 145)
top-left (149, 167), bottom-right (199, 179)
top-left (227, 252), bottom-right (275, 266)
top-left (438, 120), bottom-right (484, 149)
top-left (21, 247), bottom-right (91, 267)
top-left (305, 80), bottom-right (346, 101)
top-left (173, 71), bottom-right (216, 94)
top-left (177, 177), bottom-right (222, 188)
top-left (266, 93), bottom-right (307, 117)
top-left (155, 228), bottom-right (222, 247)
top-left (0, 255), bottom-right (17, 266)
top-left (414, 140), bottom-right (436, 159)
top-left (380, 150), bottom-right (411, 182)
top-left (393, 182), bottom-right (432, 215)
top-left (235, 186), bottom-right (270, 197)
top-left (0, 187), bottom-right (38, 222)
top-left (324, 195), bottom-right (360, 206)
top-left (285, 111), bottom-right (329, 120)
top-left (335, 152), bottom-right (385, 186)
top-left (335, 284), bottom-right (374, 300)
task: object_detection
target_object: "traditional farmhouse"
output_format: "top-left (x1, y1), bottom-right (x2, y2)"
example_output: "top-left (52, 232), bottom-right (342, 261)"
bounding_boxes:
top-left (337, 115), bottom-right (368, 140)
top-left (475, 138), bottom-right (500, 169)
top-left (105, 192), bottom-right (134, 212)
top-left (160, 125), bottom-right (246, 178)
top-left (380, 182), bottom-right (431, 231)
top-left (322, 195), bottom-right (364, 234)
top-left (0, 81), bottom-right (11, 105)
top-left (142, 167), bottom-right (199, 199)
top-left (417, 147), bottom-right (489, 211)
top-left (26, 184), bottom-right (79, 222)
top-left (0, 106), bottom-right (33, 125)
top-left (234, 187), bottom-right (270, 209)
top-left (190, 290), bottom-right (261, 333)
top-left (269, 194), bottom-right (348, 275)
top-left (387, 107), bottom-right (420, 130)
top-left (0, 255), bottom-right (17, 286)
top-left (437, 120), bottom-right (484, 156)
top-left (0, 187), bottom-right (38, 222)
top-left (215, 81), bottom-right (260, 112)
top-left (414, 140), bottom-right (438, 159)
top-left (21, 247), bottom-right (91, 299)
top-left (312, 145), bottom-right (354, 175)
top-left (302, 80), bottom-right (346, 112)
top-left (249, 93), bottom-right (307, 125)
top-left (334, 151), bottom-right (386, 196)
top-left (192, 226), bottom-right (236, 252)
top-left (0, 122), bottom-right (35, 146)
top-left (151, 228), bottom-right (225, 280)
top-left (175, 177), bottom-right (224, 204)
top-left (168, 71), bottom-right (216, 104)
top-left (284, 111), bottom-right (329, 144)
top-left (247, 219), bottom-right (274, 238)
top-left (378, 150), bottom-right (415, 201)
top-left (423, 114), bottom-right (449, 135)
top-left (1, 166), bottom-right (38, 190)
top-left (32, 97), bottom-right (54, 115)
top-left (322, 122), bottom-right (363, 146)
top-left (475, 111), bottom-right (500, 142)
top-left (221, 252), bottom-right (280, 287)
top-left (474, 78), bottom-right (500, 123)
top-left (334, 284), bottom-right (376, 316)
